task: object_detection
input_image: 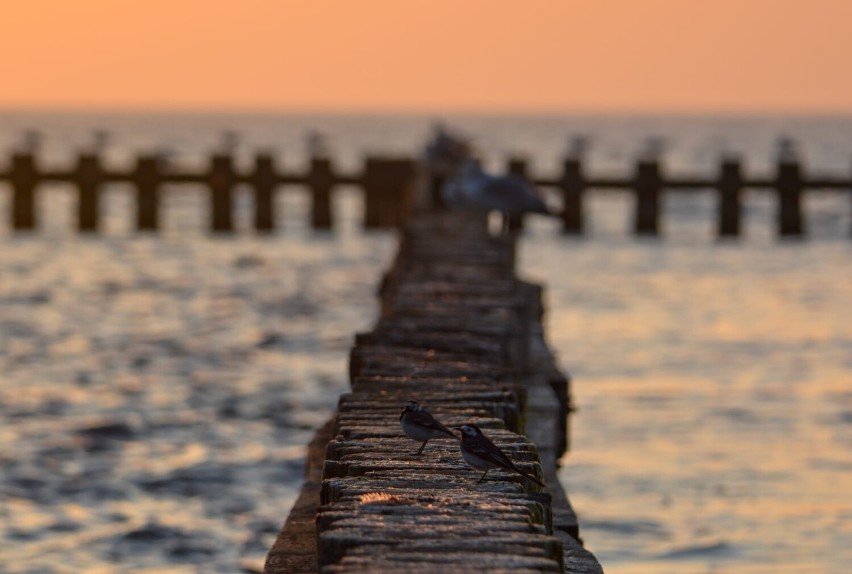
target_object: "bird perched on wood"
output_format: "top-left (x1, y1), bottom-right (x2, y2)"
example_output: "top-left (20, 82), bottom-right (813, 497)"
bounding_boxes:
top-left (422, 122), bottom-right (473, 177)
top-left (399, 400), bottom-right (459, 455)
top-left (442, 159), bottom-right (552, 218)
top-left (455, 423), bottom-right (545, 487)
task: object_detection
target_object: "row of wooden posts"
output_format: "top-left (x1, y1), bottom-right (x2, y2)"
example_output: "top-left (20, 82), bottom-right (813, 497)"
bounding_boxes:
top-left (0, 151), bottom-right (417, 232)
top-left (1, 149), bottom-right (851, 236)
top-left (497, 155), bottom-right (852, 237)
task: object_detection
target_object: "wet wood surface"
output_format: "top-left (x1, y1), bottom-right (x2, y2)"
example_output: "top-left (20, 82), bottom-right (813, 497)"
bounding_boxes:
top-left (265, 211), bottom-right (602, 573)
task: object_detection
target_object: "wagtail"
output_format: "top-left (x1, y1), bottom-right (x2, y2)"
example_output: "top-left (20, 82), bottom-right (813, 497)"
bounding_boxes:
top-left (455, 423), bottom-right (545, 487)
top-left (399, 400), bottom-right (458, 455)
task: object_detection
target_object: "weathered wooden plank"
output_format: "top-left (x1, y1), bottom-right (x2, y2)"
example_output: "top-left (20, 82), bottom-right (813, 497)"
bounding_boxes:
top-left (267, 209), bottom-right (601, 573)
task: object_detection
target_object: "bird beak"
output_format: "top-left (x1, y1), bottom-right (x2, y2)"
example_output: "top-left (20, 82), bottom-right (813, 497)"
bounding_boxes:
top-left (453, 427), bottom-right (463, 432)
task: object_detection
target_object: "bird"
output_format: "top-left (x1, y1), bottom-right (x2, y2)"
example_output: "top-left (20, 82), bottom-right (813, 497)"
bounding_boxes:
top-left (639, 136), bottom-right (666, 162)
top-left (455, 423), bottom-right (545, 487)
top-left (775, 135), bottom-right (798, 163)
top-left (422, 122), bottom-right (473, 177)
top-left (18, 129), bottom-right (42, 154)
top-left (306, 129), bottom-right (330, 158)
top-left (399, 400), bottom-right (459, 455)
top-left (442, 159), bottom-right (552, 218)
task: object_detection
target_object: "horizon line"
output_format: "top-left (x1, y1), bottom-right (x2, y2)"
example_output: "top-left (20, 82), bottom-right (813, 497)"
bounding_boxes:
top-left (3, 102), bottom-right (852, 119)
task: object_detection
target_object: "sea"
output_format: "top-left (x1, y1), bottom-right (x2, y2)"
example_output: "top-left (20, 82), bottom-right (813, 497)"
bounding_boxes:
top-left (0, 110), bottom-right (850, 574)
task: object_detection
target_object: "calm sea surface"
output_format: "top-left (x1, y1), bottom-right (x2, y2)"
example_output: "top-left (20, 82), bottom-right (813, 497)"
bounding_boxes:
top-left (0, 111), bottom-right (850, 573)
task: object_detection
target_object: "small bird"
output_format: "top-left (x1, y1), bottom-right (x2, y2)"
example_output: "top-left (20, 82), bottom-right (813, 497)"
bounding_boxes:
top-left (399, 401), bottom-right (459, 455)
top-left (455, 424), bottom-right (545, 487)
top-left (422, 122), bottom-right (473, 177)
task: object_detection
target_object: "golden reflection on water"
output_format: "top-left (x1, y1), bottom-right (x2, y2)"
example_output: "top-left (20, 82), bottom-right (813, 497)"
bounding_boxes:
top-left (0, 231), bottom-right (396, 572)
top-left (519, 231), bottom-right (852, 572)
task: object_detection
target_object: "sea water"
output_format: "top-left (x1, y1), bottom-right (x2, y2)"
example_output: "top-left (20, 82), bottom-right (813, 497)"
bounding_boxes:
top-left (0, 111), bottom-right (850, 573)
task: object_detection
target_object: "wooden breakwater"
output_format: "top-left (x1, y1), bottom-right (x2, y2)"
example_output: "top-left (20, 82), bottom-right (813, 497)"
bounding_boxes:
top-left (4, 136), bottom-right (848, 238)
top-left (0, 147), bottom-right (415, 232)
top-left (511, 150), bottom-right (852, 238)
top-left (264, 210), bottom-right (602, 573)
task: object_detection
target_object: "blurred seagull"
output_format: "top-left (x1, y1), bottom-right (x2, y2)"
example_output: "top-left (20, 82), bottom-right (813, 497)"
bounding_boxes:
top-left (90, 129), bottom-right (110, 153)
top-left (306, 129), bottom-right (330, 158)
top-left (218, 130), bottom-right (239, 154)
top-left (567, 134), bottom-right (589, 159)
top-left (775, 135), bottom-right (798, 163)
top-left (456, 423), bottom-right (545, 487)
top-left (442, 158), bottom-right (551, 218)
top-left (423, 122), bottom-right (472, 177)
top-left (399, 400), bottom-right (458, 455)
top-left (18, 129), bottom-right (42, 154)
top-left (639, 136), bottom-right (665, 161)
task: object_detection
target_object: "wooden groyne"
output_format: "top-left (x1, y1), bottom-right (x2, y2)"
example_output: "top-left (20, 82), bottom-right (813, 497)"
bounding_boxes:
top-left (0, 147), bottom-right (415, 232)
top-left (264, 210), bottom-right (602, 573)
top-left (3, 136), bottom-right (848, 238)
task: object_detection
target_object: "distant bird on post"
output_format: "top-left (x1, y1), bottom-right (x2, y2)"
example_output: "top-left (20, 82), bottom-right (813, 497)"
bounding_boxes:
top-left (775, 135), bottom-right (798, 163)
top-left (567, 134), bottom-right (589, 160)
top-left (18, 129), bottom-right (42, 154)
top-left (423, 122), bottom-right (473, 177)
top-left (218, 130), bottom-right (239, 155)
top-left (90, 129), bottom-right (110, 153)
top-left (455, 423), bottom-right (545, 487)
top-left (639, 136), bottom-right (665, 162)
top-left (399, 400), bottom-right (458, 455)
top-left (306, 129), bottom-right (330, 158)
top-left (442, 158), bottom-right (552, 218)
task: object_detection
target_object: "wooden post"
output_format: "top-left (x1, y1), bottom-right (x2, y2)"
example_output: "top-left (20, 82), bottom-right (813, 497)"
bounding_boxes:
top-left (252, 153), bottom-right (277, 232)
top-left (75, 152), bottom-right (102, 232)
top-left (560, 157), bottom-right (585, 234)
top-left (363, 158), bottom-right (385, 229)
top-left (10, 152), bottom-right (38, 230)
top-left (135, 155), bottom-right (161, 231)
top-left (776, 157), bottom-right (804, 237)
top-left (362, 157), bottom-right (415, 229)
top-left (717, 156), bottom-right (742, 238)
top-left (208, 153), bottom-right (235, 232)
top-left (633, 158), bottom-right (661, 236)
top-left (308, 156), bottom-right (334, 230)
top-left (506, 156), bottom-right (528, 231)
top-left (429, 173), bottom-right (447, 210)
top-left (389, 159), bottom-right (416, 228)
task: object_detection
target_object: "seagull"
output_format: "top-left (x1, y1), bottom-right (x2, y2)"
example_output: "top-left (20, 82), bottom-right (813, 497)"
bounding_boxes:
top-left (306, 129), bottom-right (330, 158)
top-left (776, 135), bottom-right (798, 163)
top-left (90, 129), bottom-right (110, 153)
top-left (423, 122), bottom-right (472, 177)
top-left (18, 129), bottom-right (42, 154)
top-left (639, 136), bottom-right (665, 162)
top-left (442, 159), bottom-right (552, 218)
top-left (455, 423), bottom-right (545, 487)
top-left (399, 400), bottom-right (458, 455)
top-left (218, 130), bottom-right (239, 154)
top-left (567, 134), bottom-right (589, 159)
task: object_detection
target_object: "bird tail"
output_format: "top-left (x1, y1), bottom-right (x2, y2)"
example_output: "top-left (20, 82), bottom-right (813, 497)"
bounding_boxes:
top-left (513, 463), bottom-right (546, 488)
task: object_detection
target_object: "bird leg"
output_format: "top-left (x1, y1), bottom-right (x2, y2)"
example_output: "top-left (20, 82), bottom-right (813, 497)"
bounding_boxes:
top-left (477, 470), bottom-right (489, 483)
top-left (415, 440), bottom-right (429, 455)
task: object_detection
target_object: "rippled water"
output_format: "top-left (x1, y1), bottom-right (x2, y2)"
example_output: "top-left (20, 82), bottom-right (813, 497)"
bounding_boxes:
top-left (1, 111), bottom-right (850, 573)
top-left (0, 228), bottom-right (395, 573)
top-left (524, 231), bottom-right (852, 573)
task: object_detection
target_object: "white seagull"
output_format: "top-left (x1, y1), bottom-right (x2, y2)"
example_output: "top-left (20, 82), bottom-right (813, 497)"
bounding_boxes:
top-left (423, 122), bottom-right (472, 177)
top-left (442, 158), bottom-right (551, 218)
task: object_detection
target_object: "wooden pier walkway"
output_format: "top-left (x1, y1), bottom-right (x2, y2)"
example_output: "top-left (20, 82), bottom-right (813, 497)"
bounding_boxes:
top-left (263, 210), bottom-right (601, 573)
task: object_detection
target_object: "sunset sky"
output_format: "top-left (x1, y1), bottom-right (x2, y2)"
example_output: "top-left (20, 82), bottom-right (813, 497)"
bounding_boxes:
top-left (2, 0), bottom-right (851, 113)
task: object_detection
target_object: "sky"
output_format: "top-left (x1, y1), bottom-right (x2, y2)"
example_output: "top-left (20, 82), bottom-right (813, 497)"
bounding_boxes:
top-left (2, 0), bottom-right (852, 114)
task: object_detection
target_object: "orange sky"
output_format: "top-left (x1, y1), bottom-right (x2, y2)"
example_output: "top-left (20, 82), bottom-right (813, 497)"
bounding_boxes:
top-left (2, 0), bottom-right (851, 113)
